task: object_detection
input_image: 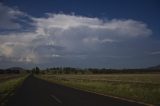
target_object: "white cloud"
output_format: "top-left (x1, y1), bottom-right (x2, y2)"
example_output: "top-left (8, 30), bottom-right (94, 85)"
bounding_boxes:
top-left (33, 14), bottom-right (152, 37)
top-left (51, 54), bottom-right (61, 58)
top-left (31, 13), bottom-right (152, 52)
top-left (83, 37), bottom-right (116, 44)
top-left (0, 12), bottom-right (153, 65)
top-left (103, 19), bottom-right (152, 37)
top-left (32, 14), bottom-right (102, 30)
top-left (0, 43), bottom-right (13, 57)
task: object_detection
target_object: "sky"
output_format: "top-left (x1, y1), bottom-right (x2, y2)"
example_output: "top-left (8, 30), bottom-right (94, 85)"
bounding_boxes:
top-left (0, 0), bottom-right (160, 69)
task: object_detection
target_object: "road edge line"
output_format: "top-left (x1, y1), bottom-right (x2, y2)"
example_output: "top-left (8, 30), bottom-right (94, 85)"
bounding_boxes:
top-left (50, 94), bottom-right (62, 104)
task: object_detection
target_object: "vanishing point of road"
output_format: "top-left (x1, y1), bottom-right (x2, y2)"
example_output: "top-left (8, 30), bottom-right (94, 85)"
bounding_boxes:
top-left (6, 75), bottom-right (147, 106)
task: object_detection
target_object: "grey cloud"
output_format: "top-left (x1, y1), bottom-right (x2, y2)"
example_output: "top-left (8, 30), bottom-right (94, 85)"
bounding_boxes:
top-left (0, 2), bottom-right (32, 32)
top-left (149, 51), bottom-right (160, 55)
top-left (0, 3), bottom-right (22, 29)
top-left (0, 11), bottom-right (159, 68)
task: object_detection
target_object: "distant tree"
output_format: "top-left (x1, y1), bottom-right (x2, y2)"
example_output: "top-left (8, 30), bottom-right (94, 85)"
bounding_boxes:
top-left (35, 66), bottom-right (40, 74)
top-left (0, 69), bottom-right (4, 74)
top-left (26, 70), bottom-right (31, 73)
top-left (32, 66), bottom-right (40, 74)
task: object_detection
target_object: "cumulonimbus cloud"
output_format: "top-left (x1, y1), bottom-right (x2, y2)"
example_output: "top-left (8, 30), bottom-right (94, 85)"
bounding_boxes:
top-left (33, 14), bottom-right (152, 38)
top-left (0, 3), bottom-right (153, 66)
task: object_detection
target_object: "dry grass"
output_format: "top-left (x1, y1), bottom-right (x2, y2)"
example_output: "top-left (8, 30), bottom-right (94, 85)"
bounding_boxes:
top-left (38, 74), bottom-right (160, 105)
top-left (0, 75), bottom-right (28, 106)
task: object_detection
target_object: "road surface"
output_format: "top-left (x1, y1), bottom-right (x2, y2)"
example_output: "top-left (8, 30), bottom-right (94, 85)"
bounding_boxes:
top-left (6, 75), bottom-right (147, 106)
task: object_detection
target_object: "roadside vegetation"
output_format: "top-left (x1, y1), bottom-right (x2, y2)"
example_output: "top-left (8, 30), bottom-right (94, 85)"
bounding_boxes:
top-left (1, 66), bottom-right (160, 105)
top-left (37, 74), bottom-right (160, 105)
top-left (0, 75), bottom-right (28, 106)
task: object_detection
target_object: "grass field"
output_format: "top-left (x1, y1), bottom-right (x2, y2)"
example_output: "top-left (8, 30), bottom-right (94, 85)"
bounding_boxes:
top-left (0, 74), bottom-right (28, 106)
top-left (0, 75), bottom-right (24, 83)
top-left (37, 74), bottom-right (160, 105)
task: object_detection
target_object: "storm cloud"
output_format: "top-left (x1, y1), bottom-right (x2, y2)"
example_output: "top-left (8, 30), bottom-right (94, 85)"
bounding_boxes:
top-left (0, 2), bottom-right (159, 68)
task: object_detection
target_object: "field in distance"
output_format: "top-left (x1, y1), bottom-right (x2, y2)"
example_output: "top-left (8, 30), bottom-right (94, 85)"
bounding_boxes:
top-left (37, 74), bottom-right (160, 105)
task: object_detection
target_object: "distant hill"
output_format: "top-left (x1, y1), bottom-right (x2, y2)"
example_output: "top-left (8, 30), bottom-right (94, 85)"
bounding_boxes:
top-left (0, 67), bottom-right (25, 74)
top-left (5, 67), bottom-right (25, 74)
top-left (6, 67), bottom-right (24, 71)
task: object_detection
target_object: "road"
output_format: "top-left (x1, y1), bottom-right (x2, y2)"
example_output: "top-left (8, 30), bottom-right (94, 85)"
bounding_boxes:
top-left (6, 75), bottom-right (147, 106)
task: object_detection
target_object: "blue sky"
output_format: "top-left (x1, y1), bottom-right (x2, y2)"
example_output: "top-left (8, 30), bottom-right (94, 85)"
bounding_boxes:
top-left (0, 0), bottom-right (160, 69)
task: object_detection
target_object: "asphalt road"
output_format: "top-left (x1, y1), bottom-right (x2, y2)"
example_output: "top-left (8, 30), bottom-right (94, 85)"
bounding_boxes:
top-left (6, 75), bottom-right (147, 106)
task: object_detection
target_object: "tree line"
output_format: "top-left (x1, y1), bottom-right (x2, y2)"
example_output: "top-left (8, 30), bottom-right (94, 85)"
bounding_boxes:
top-left (1, 66), bottom-right (160, 74)
top-left (27, 67), bottom-right (160, 74)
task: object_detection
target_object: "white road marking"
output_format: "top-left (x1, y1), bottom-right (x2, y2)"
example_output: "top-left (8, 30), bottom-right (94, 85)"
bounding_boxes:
top-left (50, 95), bottom-right (62, 104)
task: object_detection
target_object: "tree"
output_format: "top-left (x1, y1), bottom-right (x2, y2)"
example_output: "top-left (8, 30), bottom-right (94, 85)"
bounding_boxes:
top-left (32, 66), bottom-right (40, 74)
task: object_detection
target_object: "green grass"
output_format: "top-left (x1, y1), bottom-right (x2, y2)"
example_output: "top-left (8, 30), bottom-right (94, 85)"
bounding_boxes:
top-left (0, 75), bottom-right (28, 106)
top-left (37, 74), bottom-right (160, 105)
